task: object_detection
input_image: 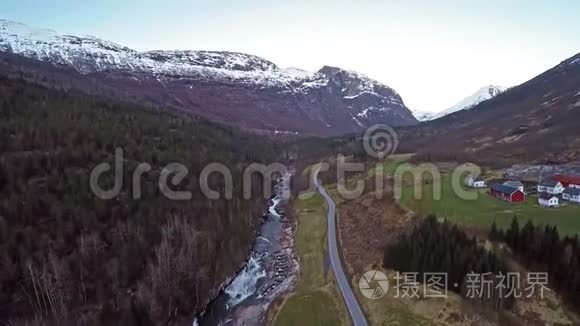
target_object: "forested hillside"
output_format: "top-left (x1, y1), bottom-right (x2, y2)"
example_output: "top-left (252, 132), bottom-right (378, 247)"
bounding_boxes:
top-left (0, 76), bottom-right (279, 325)
top-left (490, 219), bottom-right (580, 308)
top-left (384, 216), bottom-right (513, 310)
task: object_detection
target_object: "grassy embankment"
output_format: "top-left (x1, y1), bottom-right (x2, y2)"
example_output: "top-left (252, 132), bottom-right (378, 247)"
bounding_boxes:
top-left (272, 190), bottom-right (349, 326)
top-left (324, 183), bottom-right (440, 326)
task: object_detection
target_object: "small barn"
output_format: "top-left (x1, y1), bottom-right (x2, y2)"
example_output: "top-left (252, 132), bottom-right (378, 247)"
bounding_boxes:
top-left (490, 184), bottom-right (526, 203)
top-left (562, 187), bottom-right (580, 204)
top-left (537, 179), bottom-right (565, 195)
top-left (538, 193), bottom-right (559, 207)
top-left (552, 174), bottom-right (580, 189)
top-left (503, 180), bottom-right (525, 193)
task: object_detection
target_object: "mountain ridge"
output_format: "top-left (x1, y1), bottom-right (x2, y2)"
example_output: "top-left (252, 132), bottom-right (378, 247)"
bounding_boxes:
top-left (0, 19), bottom-right (418, 134)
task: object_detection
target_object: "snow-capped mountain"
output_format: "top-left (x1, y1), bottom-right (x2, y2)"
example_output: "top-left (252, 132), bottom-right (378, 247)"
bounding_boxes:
top-left (428, 85), bottom-right (507, 120)
top-left (0, 19), bottom-right (417, 134)
top-left (0, 19), bottom-right (320, 86)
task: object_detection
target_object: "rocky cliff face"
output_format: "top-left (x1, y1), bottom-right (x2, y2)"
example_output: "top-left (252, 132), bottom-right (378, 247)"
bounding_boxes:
top-left (318, 66), bottom-right (413, 128)
top-left (0, 19), bottom-right (417, 135)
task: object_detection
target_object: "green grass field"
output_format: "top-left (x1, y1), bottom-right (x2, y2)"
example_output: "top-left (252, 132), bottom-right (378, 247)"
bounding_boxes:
top-left (399, 172), bottom-right (580, 236)
top-left (273, 192), bottom-right (349, 326)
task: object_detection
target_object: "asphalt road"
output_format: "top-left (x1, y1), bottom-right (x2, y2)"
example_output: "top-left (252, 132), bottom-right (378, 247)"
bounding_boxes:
top-left (316, 179), bottom-right (369, 326)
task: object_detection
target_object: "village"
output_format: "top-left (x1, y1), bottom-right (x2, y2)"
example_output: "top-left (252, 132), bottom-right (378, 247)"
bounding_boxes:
top-left (465, 173), bottom-right (580, 208)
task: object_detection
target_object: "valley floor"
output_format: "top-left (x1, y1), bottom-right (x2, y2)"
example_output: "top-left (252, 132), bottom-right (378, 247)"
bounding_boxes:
top-left (324, 156), bottom-right (580, 325)
top-left (270, 155), bottom-right (580, 325)
top-left (270, 192), bottom-right (350, 326)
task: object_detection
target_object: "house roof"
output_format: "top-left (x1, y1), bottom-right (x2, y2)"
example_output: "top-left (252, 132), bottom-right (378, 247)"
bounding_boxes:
top-left (552, 174), bottom-right (580, 186)
top-left (539, 179), bottom-right (560, 187)
top-left (539, 193), bottom-right (558, 200)
top-left (466, 175), bottom-right (484, 182)
top-left (491, 184), bottom-right (520, 195)
top-left (563, 187), bottom-right (580, 196)
top-left (503, 180), bottom-right (524, 188)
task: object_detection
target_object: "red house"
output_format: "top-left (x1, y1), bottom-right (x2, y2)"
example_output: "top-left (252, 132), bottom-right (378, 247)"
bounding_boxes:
top-left (490, 184), bottom-right (526, 202)
top-left (551, 174), bottom-right (580, 189)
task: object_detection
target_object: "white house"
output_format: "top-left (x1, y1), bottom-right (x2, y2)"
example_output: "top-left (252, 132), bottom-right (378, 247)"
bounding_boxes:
top-left (465, 175), bottom-right (486, 188)
top-left (537, 179), bottom-right (565, 194)
top-left (562, 187), bottom-right (580, 204)
top-left (503, 180), bottom-right (524, 193)
top-left (538, 193), bottom-right (560, 207)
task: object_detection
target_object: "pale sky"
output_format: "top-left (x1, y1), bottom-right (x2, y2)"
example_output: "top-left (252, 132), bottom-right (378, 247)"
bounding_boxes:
top-left (2, 0), bottom-right (580, 112)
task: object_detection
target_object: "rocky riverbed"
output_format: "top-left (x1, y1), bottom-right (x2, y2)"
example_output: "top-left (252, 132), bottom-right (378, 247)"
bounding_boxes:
top-left (194, 175), bottom-right (299, 326)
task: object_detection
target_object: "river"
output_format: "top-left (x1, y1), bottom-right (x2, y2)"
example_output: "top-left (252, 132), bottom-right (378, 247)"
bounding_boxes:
top-left (194, 175), bottom-right (297, 326)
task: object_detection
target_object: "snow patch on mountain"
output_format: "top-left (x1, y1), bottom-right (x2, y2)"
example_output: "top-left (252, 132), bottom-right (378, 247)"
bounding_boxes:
top-left (343, 91), bottom-right (379, 100)
top-left (357, 106), bottom-right (394, 118)
top-left (428, 85), bottom-right (507, 120)
top-left (411, 110), bottom-right (435, 122)
top-left (143, 50), bottom-right (277, 72)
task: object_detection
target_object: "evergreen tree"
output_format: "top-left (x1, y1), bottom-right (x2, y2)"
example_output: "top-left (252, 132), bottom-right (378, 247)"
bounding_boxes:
top-left (493, 219), bottom-right (580, 308)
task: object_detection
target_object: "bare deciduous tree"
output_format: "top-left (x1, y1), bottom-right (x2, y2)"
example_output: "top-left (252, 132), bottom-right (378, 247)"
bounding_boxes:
top-left (137, 216), bottom-right (200, 320)
top-left (25, 251), bottom-right (70, 320)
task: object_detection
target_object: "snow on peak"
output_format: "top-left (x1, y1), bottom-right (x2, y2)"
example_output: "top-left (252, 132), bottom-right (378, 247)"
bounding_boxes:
top-left (411, 110), bottom-right (435, 122)
top-left (0, 19), bottom-right (57, 41)
top-left (428, 85), bottom-right (507, 120)
top-left (0, 19), bottom-right (303, 84)
top-left (281, 67), bottom-right (311, 76)
top-left (142, 50), bottom-right (278, 72)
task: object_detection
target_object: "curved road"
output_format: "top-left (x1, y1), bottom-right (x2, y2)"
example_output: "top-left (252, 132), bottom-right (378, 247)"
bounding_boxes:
top-left (316, 178), bottom-right (368, 326)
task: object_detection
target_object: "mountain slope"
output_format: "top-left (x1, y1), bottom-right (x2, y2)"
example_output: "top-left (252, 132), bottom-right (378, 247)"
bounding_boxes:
top-left (429, 85), bottom-right (507, 120)
top-left (402, 53), bottom-right (580, 165)
top-left (0, 76), bottom-right (279, 324)
top-left (0, 19), bottom-right (417, 135)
